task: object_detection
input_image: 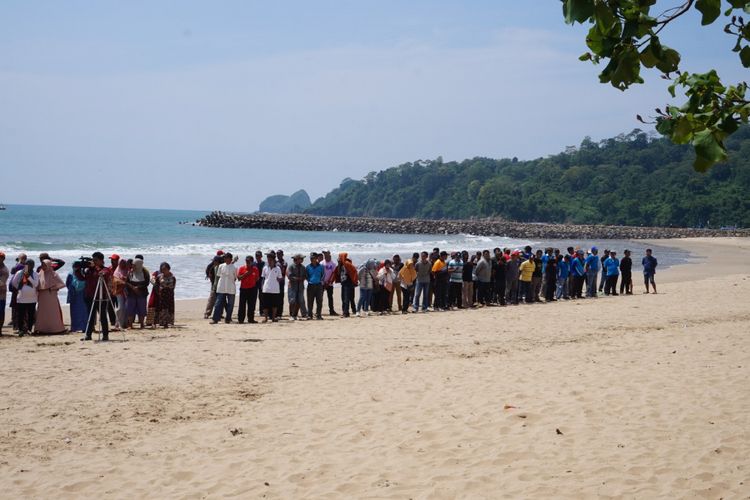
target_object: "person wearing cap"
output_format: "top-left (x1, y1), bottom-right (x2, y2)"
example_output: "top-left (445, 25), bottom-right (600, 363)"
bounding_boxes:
top-left (620, 249), bottom-right (633, 295)
top-left (505, 251), bottom-right (520, 305)
top-left (287, 253), bottom-right (308, 320)
top-left (603, 251), bottom-right (620, 296)
top-left (0, 252), bottom-right (8, 335)
top-left (320, 250), bottom-right (338, 316)
top-left (237, 255), bottom-right (260, 324)
top-left (211, 252), bottom-right (237, 324)
top-left (306, 253), bottom-right (325, 320)
top-left (584, 247), bottom-right (600, 298)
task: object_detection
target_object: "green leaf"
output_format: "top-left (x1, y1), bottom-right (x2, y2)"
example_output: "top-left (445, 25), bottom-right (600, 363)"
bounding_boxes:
top-left (741, 46), bottom-right (750, 67)
top-left (693, 129), bottom-right (728, 171)
top-left (594, 1), bottom-right (619, 34)
top-left (564, 0), bottom-right (595, 24)
top-left (672, 117), bottom-right (693, 144)
top-left (655, 47), bottom-right (681, 73)
top-left (695, 0), bottom-right (722, 25)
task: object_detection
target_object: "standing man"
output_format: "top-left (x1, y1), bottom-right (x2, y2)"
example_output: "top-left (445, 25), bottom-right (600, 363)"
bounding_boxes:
top-left (620, 249), bottom-right (633, 295)
top-left (505, 251), bottom-right (520, 305)
top-left (475, 250), bottom-right (492, 306)
top-left (204, 255), bottom-right (222, 319)
top-left (306, 253), bottom-right (325, 320)
top-left (254, 250), bottom-right (265, 317)
top-left (519, 255), bottom-right (535, 304)
top-left (642, 248), bottom-right (658, 294)
top-left (83, 252), bottom-right (112, 341)
top-left (598, 249), bottom-right (611, 293)
top-left (585, 247), bottom-right (600, 298)
top-left (0, 252), bottom-right (8, 335)
top-left (413, 252), bottom-right (432, 312)
top-left (275, 249), bottom-right (288, 319)
top-left (334, 252), bottom-right (358, 317)
top-left (492, 248), bottom-right (506, 306)
top-left (320, 250), bottom-right (338, 316)
top-left (287, 254), bottom-right (308, 320)
top-left (211, 252), bottom-right (237, 324)
top-left (9, 253), bottom-right (27, 331)
top-left (431, 251), bottom-right (450, 311)
top-left (603, 251), bottom-right (620, 296)
top-left (532, 249), bottom-right (544, 302)
top-left (447, 252), bottom-right (464, 309)
top-left (237, 255), bottom-right (260, 324)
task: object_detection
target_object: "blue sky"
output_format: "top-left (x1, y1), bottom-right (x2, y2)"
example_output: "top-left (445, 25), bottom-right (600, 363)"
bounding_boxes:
top-left (1, 1), bottom-right (746, 211)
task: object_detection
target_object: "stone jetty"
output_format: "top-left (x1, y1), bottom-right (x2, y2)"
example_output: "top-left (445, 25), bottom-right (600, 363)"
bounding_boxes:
top-left (196, 211), bottom-right (749, 240)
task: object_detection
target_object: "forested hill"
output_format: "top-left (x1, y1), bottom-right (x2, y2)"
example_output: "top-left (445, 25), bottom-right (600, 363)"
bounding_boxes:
top-left (306, 128), bottom-right (750, 228)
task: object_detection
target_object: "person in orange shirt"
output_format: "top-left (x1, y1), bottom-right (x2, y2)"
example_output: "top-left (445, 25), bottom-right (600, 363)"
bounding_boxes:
top-left (431, 251), bottom-right (449, 311)
top-left (519, 255), bottom-right (536, 304)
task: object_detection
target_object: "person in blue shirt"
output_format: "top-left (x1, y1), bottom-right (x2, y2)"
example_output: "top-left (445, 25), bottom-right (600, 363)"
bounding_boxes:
top-left (571, 250), bottom-right (586, 298)
top-left (305, 252), bottom-right (325, 319)
top-left (598, 249), bottom-right (611, 293)
top-left (603, 251), bottom-right (620, 296)
top-left (556, 254), bottom-right (570, 300)
top-left (642, 248), bottom-right (658, 294)
top-left (584, 247), bottom-right (600, 297)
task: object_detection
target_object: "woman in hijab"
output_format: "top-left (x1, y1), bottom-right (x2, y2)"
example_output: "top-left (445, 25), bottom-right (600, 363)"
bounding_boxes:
top-left (126, 258), bottom-right (149, 329)
top-left (112, 259), bottom-right (130, 329)
top-left (374, 259), bottom-right (395, 314)
top-left (153, 262), bottom-right (176, 328)
top-left (11, 259), bottom-right (39, 336)
top-left (35, 259), bottom-right (67, 334)
top-left (398, 259), bottom-right (417, 314)
top-left (356, 259), bottom-right (378, 317)
top-left (66, 261), bottom-right (88, 332)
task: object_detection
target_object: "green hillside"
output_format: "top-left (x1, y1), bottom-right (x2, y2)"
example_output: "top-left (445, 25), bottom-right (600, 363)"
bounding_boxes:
top-left (307, 128), bottom-right (750, 228)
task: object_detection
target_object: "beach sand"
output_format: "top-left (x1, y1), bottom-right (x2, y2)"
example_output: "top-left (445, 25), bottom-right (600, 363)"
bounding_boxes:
top-left (1, 238), bottom-right (749, 499)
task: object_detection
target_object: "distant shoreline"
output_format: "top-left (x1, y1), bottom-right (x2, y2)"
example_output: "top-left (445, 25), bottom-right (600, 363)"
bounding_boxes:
top-left (196, 211), bottom-right (749, 240)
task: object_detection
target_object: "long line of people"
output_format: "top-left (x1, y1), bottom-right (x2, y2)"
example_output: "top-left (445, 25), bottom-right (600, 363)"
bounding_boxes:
top-left (202, 245), bottom-right (659, 323)
top-left (0, 251), bottom-right (176, 339)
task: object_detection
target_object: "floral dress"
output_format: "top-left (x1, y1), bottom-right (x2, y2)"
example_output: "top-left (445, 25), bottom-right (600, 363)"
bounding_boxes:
top-left (156, 273), bottom-right (176, 327)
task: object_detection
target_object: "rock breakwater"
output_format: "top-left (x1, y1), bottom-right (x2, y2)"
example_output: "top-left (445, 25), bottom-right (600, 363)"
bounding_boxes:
top-left (196, 212), bottom-right (749, 239)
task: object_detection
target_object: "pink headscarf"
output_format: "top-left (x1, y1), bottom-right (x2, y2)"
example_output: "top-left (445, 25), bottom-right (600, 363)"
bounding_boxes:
top-left (113, 260), bottom-right (128, 281)
top-left (38, 259), bottom-right (65, 291)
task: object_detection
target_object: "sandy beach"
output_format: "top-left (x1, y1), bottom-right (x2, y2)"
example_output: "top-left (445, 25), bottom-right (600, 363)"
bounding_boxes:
top-left (1, 237), bottom-right (749, 499)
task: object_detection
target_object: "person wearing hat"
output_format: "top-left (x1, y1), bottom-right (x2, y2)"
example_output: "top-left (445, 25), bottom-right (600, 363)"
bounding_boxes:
top-left (286, 253), bottom-right (308, 320)
top-left (320, 250), bottom-right (338, 316)
top-left (211, 252), bottom-right (237, 324)
top-left (306, 253), bottom-right (325, 320)
top-left (0, 252), bottom-right (8, 335)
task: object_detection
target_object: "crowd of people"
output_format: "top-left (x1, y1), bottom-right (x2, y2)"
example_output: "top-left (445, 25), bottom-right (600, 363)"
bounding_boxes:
top-left (0, 245), bottom-right (659, 338)
top-left (0, 251), bottom-right (175, 340)
top-left (202, 246), bottom-right (659, 323)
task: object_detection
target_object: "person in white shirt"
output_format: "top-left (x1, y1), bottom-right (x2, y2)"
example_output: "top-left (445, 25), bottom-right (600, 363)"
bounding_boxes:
top-left (11, 259), bottom-right (39, 336)
top-left (261, 253), bottom-right (283, 323)
top-left (211, 253), bottom-right (237, 324)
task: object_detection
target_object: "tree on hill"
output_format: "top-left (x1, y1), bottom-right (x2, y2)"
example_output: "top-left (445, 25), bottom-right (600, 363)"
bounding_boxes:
top-left (306, 127), bottom-right (750, 227)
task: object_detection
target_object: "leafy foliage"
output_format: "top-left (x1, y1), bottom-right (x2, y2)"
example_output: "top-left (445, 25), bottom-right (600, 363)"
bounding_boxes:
top-left (564, 0), bottom-right (750, 170)
top-left (306, 127), bottom-right (750, 227)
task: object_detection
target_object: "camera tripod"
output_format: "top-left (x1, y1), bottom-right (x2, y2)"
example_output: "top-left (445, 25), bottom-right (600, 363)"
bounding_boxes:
top-left (85, 275), bottom-right (121, 342)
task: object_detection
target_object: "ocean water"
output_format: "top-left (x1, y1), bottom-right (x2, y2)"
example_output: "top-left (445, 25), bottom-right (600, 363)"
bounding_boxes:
top-left (0, 204), bottom-right (691, 299)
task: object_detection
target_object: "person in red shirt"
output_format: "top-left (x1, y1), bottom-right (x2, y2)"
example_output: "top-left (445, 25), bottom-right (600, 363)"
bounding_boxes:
top-left (236, 255), bottom-right (260, 324)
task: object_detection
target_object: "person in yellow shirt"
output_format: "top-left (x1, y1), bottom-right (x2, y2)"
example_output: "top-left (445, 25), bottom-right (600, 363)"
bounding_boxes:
top-left (431, 251), bottom-right (449, 310)
top-left (519, 256), bottom-right (536, 304)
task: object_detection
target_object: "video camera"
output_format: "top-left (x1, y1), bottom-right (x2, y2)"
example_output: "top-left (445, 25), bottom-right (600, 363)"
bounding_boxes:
top-left (77, 256), bottom-right (94, 267)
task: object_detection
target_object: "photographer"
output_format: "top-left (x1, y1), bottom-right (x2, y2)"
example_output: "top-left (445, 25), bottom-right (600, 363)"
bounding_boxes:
top-left (82, 252), bottom-right (112, 341)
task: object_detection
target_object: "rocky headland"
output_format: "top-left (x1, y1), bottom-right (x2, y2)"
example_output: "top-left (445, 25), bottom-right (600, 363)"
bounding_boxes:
top-left (195, 211), bottom-right (749, 239)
